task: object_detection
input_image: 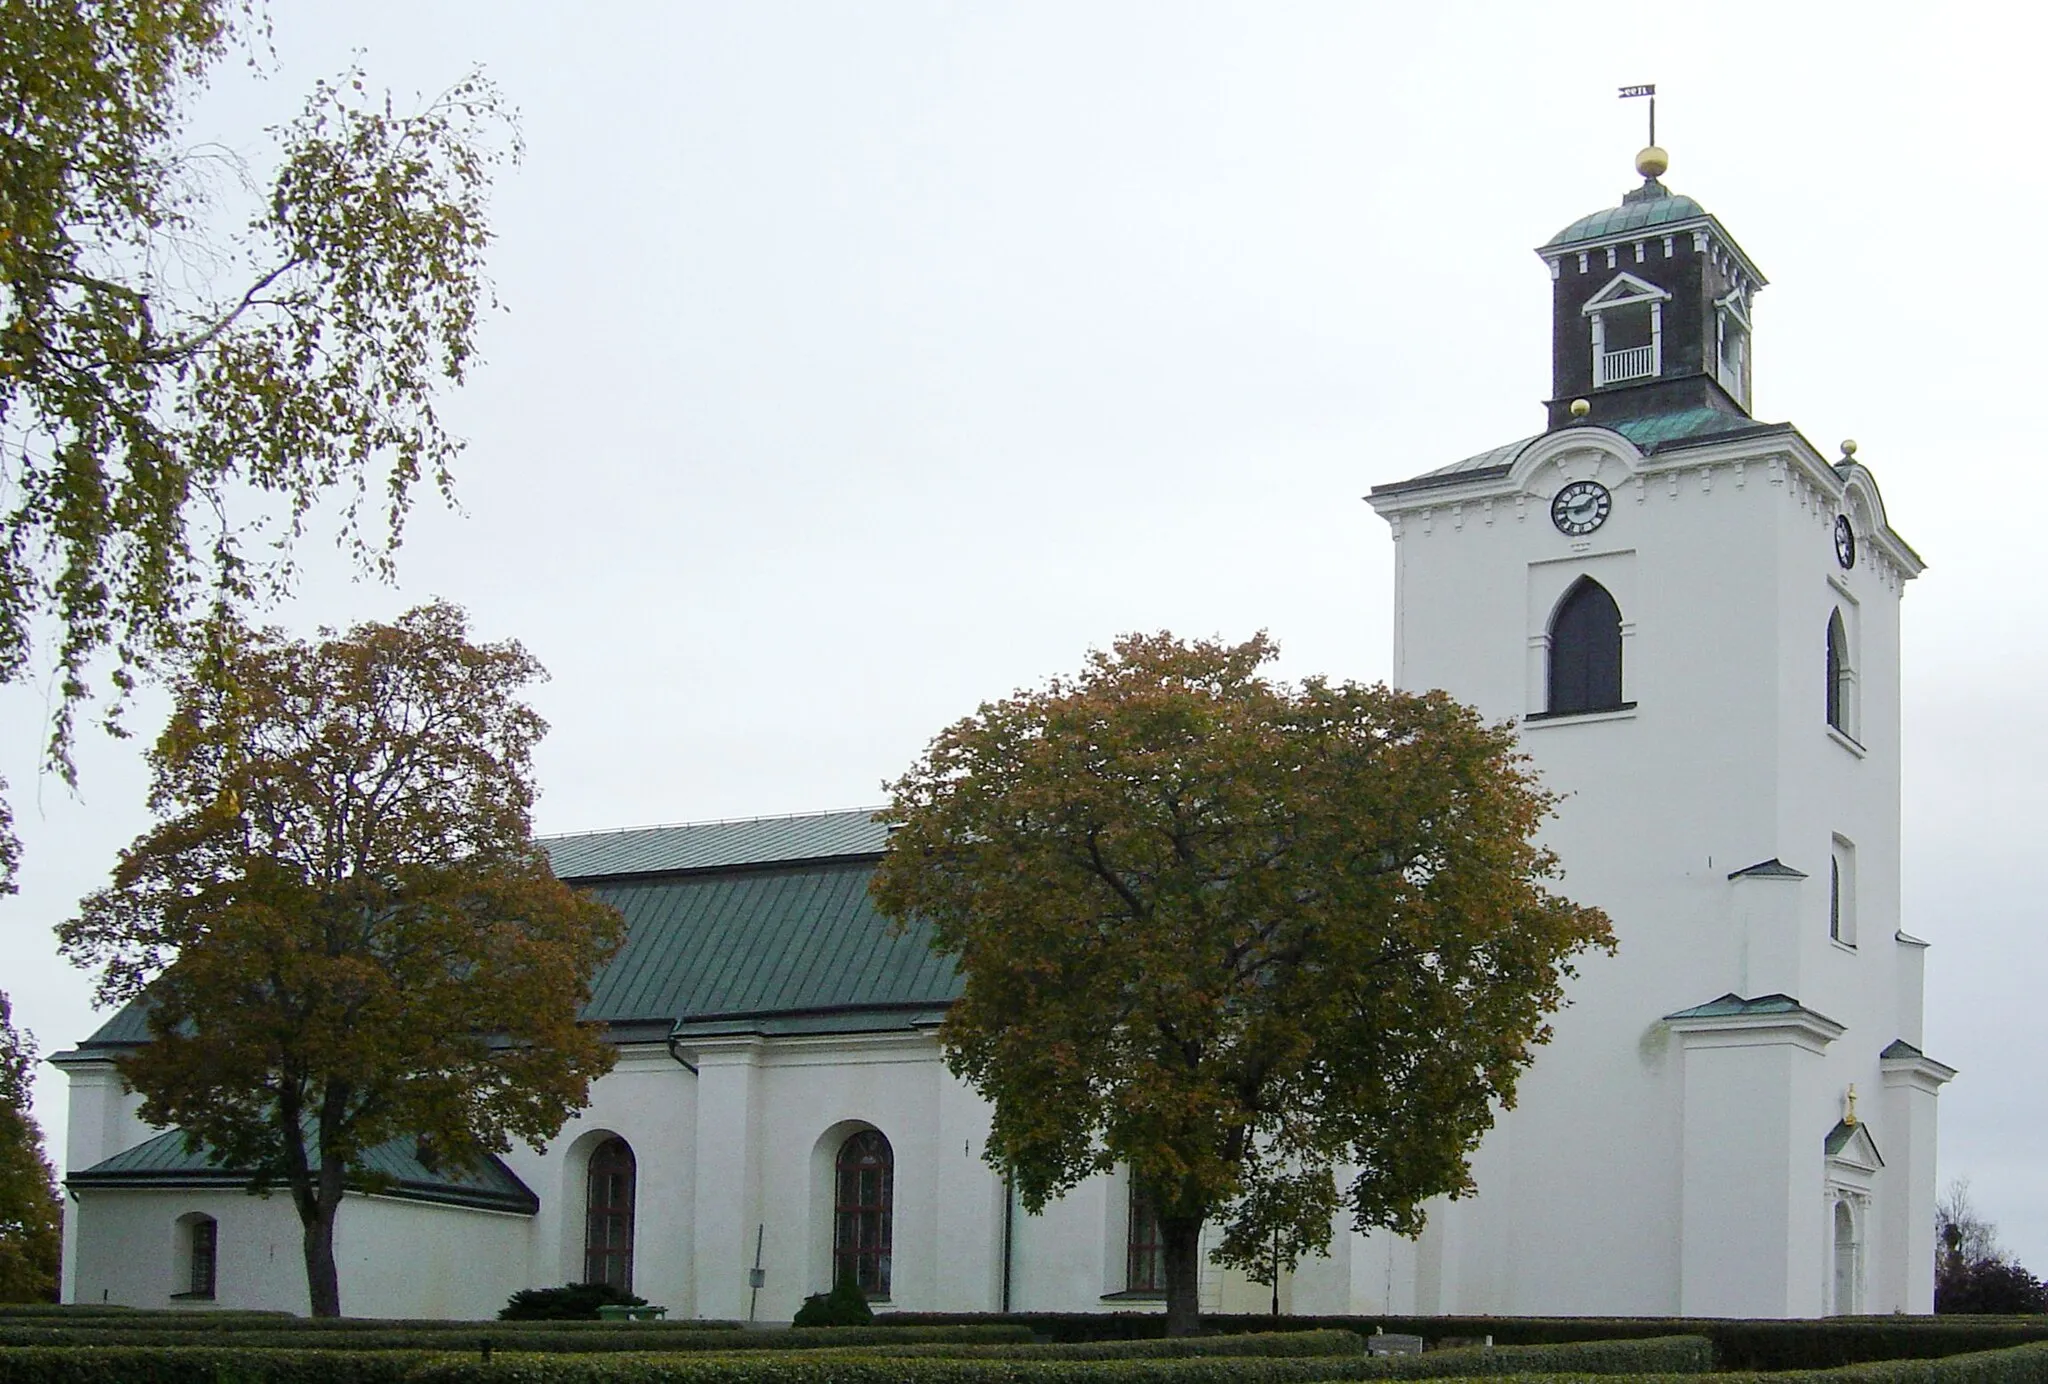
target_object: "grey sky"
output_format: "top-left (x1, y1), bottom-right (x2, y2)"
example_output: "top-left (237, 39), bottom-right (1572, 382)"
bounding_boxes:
top-left (6, 2), bottom-right (2045, 1280)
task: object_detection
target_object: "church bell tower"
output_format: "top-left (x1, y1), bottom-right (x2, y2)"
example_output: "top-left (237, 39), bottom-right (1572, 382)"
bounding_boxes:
top-left (1360, 143), bottom-right (1951, 1321)
top-left (1539, 145), bottom-right (1763, 430)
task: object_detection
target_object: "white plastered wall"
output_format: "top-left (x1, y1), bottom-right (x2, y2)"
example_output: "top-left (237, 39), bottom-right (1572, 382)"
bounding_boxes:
top-left (1367, 426), bottom-right (1931, 1317)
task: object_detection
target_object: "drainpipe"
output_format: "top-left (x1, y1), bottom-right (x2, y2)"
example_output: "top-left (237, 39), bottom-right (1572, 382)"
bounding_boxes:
top-left (1000, 1168), bottom-right (1015, 1313)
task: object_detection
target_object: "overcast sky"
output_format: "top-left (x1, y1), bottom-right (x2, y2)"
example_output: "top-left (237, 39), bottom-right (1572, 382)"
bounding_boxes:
top-left (6, 2), bottom-right (2045, 1280)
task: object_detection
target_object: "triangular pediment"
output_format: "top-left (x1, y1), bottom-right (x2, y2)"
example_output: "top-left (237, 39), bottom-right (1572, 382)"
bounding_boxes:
top-left (1582, 271), bottom-right (1672, 312)
top-left (1824, 1119), bottom-right (1884, 1173)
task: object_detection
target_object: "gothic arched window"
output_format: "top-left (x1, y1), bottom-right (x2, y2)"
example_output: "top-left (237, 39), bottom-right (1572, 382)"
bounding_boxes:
top-left (584, 1137), bottom-right (636, 1291)
top-left (1826, 609), bottom-right (1852, 734)
top-left (1548, 578), bottom-right (1624, 715)
top-left (833, 1129), bottom-right (894, 1297)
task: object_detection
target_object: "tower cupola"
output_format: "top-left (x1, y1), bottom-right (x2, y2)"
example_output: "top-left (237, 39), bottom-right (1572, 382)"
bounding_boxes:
top-left (1538, 150), bottom-right (1767, 431)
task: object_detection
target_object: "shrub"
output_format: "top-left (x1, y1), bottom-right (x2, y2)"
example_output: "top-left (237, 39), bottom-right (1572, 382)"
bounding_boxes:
top-left (791, 1274), bottom-right (874, 1328)
top-left (1941, 1258), bottom-right (2048, 1315)
top-left (0, 1346), bottom-right (432, 1383)
top-left (0, 1322), bottom-right (1034, 1355)
top-left (839, 1329), bottom-right (1366, 1361)
top-left (502, 1284), bottom-right (651, 1322)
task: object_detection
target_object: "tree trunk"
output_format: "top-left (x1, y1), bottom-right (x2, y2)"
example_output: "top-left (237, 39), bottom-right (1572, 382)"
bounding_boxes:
top-left (1161, 1214), bottom-right (1203, 1337)
top-left (296, 1155), bottom-right (349, 1317)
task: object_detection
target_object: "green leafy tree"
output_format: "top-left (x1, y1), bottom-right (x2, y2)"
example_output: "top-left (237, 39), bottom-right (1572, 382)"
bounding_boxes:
top-left (0, 992), bottom-right (62, 1302)
top-left (59, 602), bottom-right (621, 1317)
top-left (0, 1), bottom-right (518, 893)
top-left (871, 632), bottom-right (1614, 1335)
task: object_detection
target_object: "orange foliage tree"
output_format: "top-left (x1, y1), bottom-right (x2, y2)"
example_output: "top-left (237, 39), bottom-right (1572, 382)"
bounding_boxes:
top-left (61, 602), bottom-right (620, 1317)
top-left (872, 632), bottom-right (1612, 1335)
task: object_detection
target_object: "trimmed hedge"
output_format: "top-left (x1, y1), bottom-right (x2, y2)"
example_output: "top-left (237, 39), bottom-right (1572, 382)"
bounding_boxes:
top-left (401, 1335), bottom-right (1711, 1384)
top-left (0, 1314), bottom-right (744, 1334)
top-left (878, 1313), bottom-right (2048, 1370)
top-left (0, 1345), bottom-right (436, 1383)
top-left (407, 1357), bottom-right (1425, 1384)
top-left (838, 1329), bottom-right (1367, 1360)
top-left (1332, 1336), bottom-right (1713, 1377)
top-left (0, 1323), bottom-right (1034, 1354)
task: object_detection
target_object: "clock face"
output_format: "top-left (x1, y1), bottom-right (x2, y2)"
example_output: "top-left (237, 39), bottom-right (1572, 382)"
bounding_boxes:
top-left (1550, 480), bottom-right (1611, 537)
top-left (1834, 514), bottom-right (1856, 570)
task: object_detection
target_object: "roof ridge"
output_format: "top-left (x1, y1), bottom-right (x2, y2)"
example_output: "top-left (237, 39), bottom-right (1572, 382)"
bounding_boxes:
top-left (541, 805), bottom-right (886, 844)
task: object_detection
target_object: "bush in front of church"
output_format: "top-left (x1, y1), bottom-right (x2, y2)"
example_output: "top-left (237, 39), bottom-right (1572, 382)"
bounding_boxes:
top-left (793, 1273), bottom-right (874, 1327)
top-left (1937, 1255), bottom-right (2048, 1315)
top-left (500, 1281), bottom-right (650, 1320)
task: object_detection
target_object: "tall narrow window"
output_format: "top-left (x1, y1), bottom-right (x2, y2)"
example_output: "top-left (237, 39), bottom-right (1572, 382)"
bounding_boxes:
top-left (834, 1129), bottom-right (893, 1297)
top-left (1547, 578), bottom-right (1624, 715)
top-left (584, 1137), bottom-right (636, 1291)
top-left (1830, 837), bottom-right (1857, 947)
top-left (186, 1216), bottom-right (218, 1299)
top-left (1127, 1185), bottom-right (1164, 1293)
top-left (1826, 610), bottom-right (1852, 734)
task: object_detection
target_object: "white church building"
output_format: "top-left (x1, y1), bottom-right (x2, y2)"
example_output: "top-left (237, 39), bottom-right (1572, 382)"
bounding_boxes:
top-left (53, 146), bottom-right (1952, 1321)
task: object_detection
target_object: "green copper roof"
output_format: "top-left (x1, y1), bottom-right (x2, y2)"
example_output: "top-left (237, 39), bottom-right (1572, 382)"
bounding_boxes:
top-left (1545, 181), bottom-right (1707, 249)
top-left (68, 811), bottom-right (952, 1052)
top-left (580, 857), bottom-right (960, 1030)
top-left (1664, 992), bottom-right (1810, 1021)
top-left (1372, 413), bottom-right (1790, 500)
top-left (1609, 409), bottom-right (1779, 452)
top-left (68, 1128), bottom-right (539, 1215)
top-left (543, 808), bottom-right (887, 880)
top-left (1727, 857), bottom-right (1808, 881)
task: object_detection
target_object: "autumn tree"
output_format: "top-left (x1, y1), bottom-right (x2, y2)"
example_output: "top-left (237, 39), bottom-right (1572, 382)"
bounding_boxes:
top-left (59, 602), bottom-right (621, 1317)
top-left (871, 632), bottom-right (1613, 1335)
top-left (0, 1), bottom-right (518, 893)
top-left (0, 993), bottom-right (62, 1302)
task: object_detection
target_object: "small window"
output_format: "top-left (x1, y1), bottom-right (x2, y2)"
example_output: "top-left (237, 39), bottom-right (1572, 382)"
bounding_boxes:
top-left (186, 1216), bottom-right (217, 1299)
top-left (1826, 610), bottom-right (1853, 735)
top-left (834, 1129), bottom-right (893, 1297)
top-left (1718, 312), bottom-right (1749, 405)
top-left (1127, 1185), bottom-right (1164, 1293)
top-left (584, 1137), bottom-right (636, 1291)
top-left (1830, 837), bottom-right (1857, 947)
top-left (1548, 578), bottom-right (1625, 715)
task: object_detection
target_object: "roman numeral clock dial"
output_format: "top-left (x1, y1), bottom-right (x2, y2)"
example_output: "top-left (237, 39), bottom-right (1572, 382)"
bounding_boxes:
top-left (1550, 479), bottom-right (1612, 536)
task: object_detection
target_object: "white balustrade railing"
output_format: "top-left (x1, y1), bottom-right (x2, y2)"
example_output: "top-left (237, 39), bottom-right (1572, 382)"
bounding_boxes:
top-left (1600, 345), bottom-right (1656, 383)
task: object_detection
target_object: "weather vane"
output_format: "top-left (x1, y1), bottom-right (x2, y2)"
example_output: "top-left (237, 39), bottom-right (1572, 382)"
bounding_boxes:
top-left (1619, 84), bottom-right (1657, 148)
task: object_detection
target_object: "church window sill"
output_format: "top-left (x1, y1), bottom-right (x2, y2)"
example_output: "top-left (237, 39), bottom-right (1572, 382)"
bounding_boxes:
top-left (1523, 702), bottom-right (1637, 727)
top-left (1827, 726), bottom-right (1867, 758)
top-left (1100, 1289), bottom-right (1167, 1302)
top-left (1831, 939), bottom-right (1859, 955)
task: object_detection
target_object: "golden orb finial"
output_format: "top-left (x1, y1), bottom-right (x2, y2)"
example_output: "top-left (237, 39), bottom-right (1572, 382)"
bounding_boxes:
top-left (1635, 145), bottom-right (1669, 180)
top-left (1840, 439), bottom-right (1858, 459)
top-left (1569, 399), bottom-right (1591, 420)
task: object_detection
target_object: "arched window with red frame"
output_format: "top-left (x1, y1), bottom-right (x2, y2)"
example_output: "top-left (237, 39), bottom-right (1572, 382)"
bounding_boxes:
top-left (833, 1129), bottom-right (893, 1297)
top-left (584, 1137), bottom-right (636, 1291)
